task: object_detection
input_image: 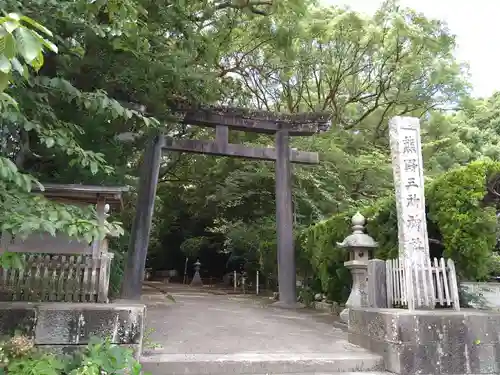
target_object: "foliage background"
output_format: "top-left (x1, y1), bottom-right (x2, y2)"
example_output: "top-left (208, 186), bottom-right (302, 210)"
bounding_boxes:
top-left (298, 160), bottom-right (500, 302)
top-left (3, 0), bottom-right (500, 299)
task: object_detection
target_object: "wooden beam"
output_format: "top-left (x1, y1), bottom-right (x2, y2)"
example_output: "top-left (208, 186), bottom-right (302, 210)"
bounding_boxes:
top-left (181, 109), bottom-right (329, 136)
top-left (120, 100), bottom-right (332, 135)
top-left (163, 138), bottom-right (319, 165)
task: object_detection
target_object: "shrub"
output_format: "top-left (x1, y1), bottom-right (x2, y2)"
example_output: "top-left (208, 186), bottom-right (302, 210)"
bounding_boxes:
top-left (297, 160), bottom-right (500, 301)
top-left (0, 336), bottom-right (147, 375)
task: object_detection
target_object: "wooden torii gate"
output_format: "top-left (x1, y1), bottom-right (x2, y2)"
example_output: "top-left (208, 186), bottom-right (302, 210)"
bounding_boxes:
top-left (121, 105), bottom-right (330, 307)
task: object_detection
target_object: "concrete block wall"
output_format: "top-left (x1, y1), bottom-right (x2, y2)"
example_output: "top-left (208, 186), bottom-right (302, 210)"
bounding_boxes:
top-left (0, 302), bottom-right (145, 356)
top-left (349, 307), bottom-right (500, 374)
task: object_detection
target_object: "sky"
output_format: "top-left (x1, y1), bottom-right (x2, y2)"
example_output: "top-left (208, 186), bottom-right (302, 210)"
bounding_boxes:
top-left (323, 0), bottom-right (498, 98)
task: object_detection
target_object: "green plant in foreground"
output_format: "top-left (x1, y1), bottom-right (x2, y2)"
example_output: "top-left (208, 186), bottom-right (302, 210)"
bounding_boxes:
top-left (297, 286), bottom-right (315, 308)
top-left (143, 328), bottom-right (163, 351)
top-left (0, 335), bottom-right (149, 375)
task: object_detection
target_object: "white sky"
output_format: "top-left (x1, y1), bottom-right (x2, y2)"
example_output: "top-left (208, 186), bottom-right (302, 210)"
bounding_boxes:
top-left (323, 0), bottom-right (497, 98)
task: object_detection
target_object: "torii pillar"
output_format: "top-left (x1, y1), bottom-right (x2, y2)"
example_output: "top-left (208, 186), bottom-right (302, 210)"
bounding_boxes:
top-left (274, 127), bottom-right (296, 306)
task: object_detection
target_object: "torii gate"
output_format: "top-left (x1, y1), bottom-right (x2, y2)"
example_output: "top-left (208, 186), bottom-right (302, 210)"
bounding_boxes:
top-left (121, 105), bottom-right (330, 307)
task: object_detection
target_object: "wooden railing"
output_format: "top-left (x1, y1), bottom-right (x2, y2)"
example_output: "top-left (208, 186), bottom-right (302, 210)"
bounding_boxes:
top-left (385, 257), bottom-right (460, 310)
top-left (0, 253), bottom-right (113, 303)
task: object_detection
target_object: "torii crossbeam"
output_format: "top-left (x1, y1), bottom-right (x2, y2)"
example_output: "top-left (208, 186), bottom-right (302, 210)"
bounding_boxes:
top-left (121, 105), bottom-right (330, 307)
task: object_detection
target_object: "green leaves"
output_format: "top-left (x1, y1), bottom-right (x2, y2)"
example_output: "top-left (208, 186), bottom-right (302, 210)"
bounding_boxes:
top-left (0, 56), bottom-right (10, 73)
top-left (7, 353), bottom-right (64, 375)
top-left (0, 12), bottom-right (56, 75)
top-left (63, 337), bottom-right (148, 375)
top-left (0, 157), bottom-right (34, 191)
top-left (2, 336), bottom-right (147, 375)
top-left (0, 252), bottom-right (24, 270)
top-left (426, 160), bottom-right (500, 279)
top-left (15, 27), bottom-right (39, 63)
top-left (0, 12), bottom-right (56, 114)
top-left (221, 1), bottom-right (466, 136)
top-left (298, 160), bottom-right (500, 298)
top-left (0, 10), bottom-right (126, 258)
top-left (0, 187), bottom-right (120, 243)
top-left (18, 15), bottom-right (53, 36)
top-left (0, 32), bottom-right (16, 59)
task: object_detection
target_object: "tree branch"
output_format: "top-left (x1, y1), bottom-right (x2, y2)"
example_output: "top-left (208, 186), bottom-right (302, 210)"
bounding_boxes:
top-left (214, 0), bottom-right (273, 15)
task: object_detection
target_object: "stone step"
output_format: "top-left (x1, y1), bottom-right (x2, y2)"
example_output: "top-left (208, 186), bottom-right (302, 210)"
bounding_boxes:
top-left (140, 352), bottom-right (385, 375)
top-left (178, 374), bottom-right (391, 375)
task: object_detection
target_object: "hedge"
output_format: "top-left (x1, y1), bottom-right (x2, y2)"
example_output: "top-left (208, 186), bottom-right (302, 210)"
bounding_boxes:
top-left (297, 160), bottom-right (500, 302)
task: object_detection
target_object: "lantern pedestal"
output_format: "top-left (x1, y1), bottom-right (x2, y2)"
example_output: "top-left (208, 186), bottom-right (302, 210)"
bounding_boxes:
top-left (337, 213), bottom-right (377, 324)
top-left (340, 260), bottom-right (369, 322)
top-left (190, 259), bottom-right (203, 287)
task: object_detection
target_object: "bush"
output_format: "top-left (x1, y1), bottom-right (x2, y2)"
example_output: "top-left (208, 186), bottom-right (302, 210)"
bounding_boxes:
top-left (426, 160), bottom-right (500, 279)
top-left (487, 252), bottom-right (500, 276)
top-left (297, 212), bottom-right (354, 303)
top-left (297, 160), bottom-right (500, 301)
top-left (0, 336), bottom-right (147, 375)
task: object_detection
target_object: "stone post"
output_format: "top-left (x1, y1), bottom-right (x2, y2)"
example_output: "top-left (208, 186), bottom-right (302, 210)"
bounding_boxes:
top-left (389, 116), bottom-right (435, 310)
top-left (190, 259), bottom-right (203, 287)
top-left (367, 259), bottom-right (387, 308)
top-left (337, 212), bottom-right (377, 323)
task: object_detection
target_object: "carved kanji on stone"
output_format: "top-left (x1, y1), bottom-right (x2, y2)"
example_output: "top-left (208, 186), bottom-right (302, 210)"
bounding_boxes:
top-left (402, 135), bottom-right (417, 154)
top-left (404, 158), bottom-right (418, 172)
top-left (406, 193), bottom-right (420, 208)
top-left (389, 116), bottom-right (435, 310)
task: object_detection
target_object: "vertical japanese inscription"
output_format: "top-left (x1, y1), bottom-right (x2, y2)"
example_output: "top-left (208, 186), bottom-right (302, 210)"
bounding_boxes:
top-left (389, 117), bottom-right (434, 309)
top-left (390, 118), bottom-right (430, 262)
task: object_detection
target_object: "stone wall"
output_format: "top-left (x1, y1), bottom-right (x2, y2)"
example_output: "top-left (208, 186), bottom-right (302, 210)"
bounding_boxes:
top-left (0, 302), bottom-right (145, 356)
top-left (349, 307), bottom-right (500, 374)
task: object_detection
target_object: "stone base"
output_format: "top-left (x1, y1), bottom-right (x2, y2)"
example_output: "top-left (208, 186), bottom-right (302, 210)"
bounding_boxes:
top-left (340, 308), bottom-right (349, 323)
top-left (190, 271), bottom-right (203, 286)
top-left (348, 307), bottom-right (500, 374)
top-left (0, 301), bottom-right (145, 357)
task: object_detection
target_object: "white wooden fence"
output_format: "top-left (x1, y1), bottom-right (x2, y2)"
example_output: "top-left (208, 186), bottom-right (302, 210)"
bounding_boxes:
top-left (0, 253), bottom-right (113, 303)
top-left (386, 257), bottom-right (460, 310)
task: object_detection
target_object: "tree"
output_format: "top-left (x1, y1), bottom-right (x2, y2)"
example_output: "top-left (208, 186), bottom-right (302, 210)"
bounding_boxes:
top-left (422, 94), bottom-right (500, 173)
top-left (4, 0), bottom-right (490, 292)
top-left (152, 0), bottom-right (475, 278)
top-left (0, 12), bottom-right (124, 268)
top-left (0, 0), bottom-right (291, 266)
top-left (220, 0), bottom-right (467, 135)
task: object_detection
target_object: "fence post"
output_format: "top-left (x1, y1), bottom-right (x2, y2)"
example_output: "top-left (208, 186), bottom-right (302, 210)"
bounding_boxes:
top-left (233, 270), bottom-right (237, 292)
top-left (385, 259), bottom-right (393, 307)
top-left (447, 259), bottom-right (461, 311)
top-left (256, 270), bottom-right (259, 295)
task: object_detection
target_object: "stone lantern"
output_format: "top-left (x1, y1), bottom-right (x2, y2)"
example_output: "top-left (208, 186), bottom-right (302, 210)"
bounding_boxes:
top-left (190, 259), bottom-right (203, 287)
top-left (337, 212), bottom-right (377, 323)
